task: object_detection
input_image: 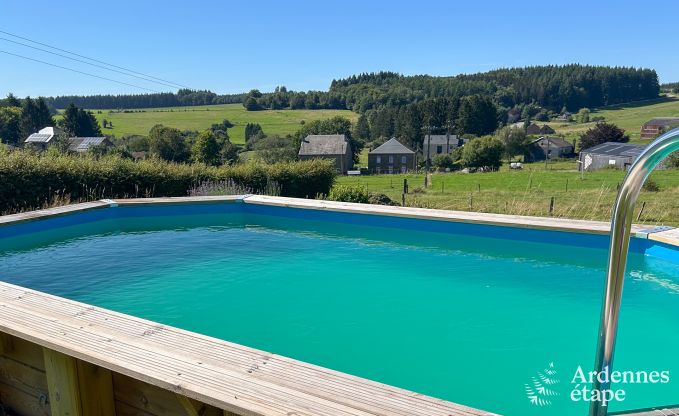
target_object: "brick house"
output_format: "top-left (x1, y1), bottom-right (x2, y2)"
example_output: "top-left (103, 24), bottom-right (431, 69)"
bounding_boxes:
top-left (640, 118), bottom-right (679, 139)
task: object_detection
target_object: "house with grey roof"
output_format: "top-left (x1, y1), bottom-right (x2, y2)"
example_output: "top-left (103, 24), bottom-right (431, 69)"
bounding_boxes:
top-left (298, 134), bottom-right (353, 174)
top-left (640, 118), bottom-right (679, 139)
top-left (579, 142), bottom-right (645, 171)
top-left (422, 134), bottom-right (462, 159)
top-left (24, 126), bottom-right (66, 150)
top-left (525, 123), bottom-right (555, 136)
top-left (524, 136), bottom-right (574, 162)
top-left (68, 137), bottom-right (113, 153)
top-left (368, 138), bottom-right (416, 174)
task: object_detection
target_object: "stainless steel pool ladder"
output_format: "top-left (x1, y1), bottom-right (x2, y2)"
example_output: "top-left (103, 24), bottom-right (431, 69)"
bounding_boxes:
top-left (591, 127), bottom-right (679, 416)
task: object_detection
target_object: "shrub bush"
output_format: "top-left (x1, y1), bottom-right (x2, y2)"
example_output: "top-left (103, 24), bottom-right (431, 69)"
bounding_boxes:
top-left (642, 178), bottom-right (660, 192)
top-left (327, 185), bottom-right (369, 203)
top-left (368, 192), bottom-right (398, 206)
top-left (0, 151), bottom-right (336, 213)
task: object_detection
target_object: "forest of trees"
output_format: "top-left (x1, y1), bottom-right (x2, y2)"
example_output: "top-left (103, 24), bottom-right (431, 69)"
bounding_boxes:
top-left (43, 89), bottom-right (246, 110)
top-left (245, 65), bottom-right (659, 113)
top-left (661, 82), bottom-right (679, 93)
top-left (352, 95), bottom-right (501, 150)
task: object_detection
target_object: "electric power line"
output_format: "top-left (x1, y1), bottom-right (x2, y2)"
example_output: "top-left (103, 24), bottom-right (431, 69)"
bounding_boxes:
top-left (0, 49), bottom-right (162, 93)
top-left (0, 29), bottom-right (190, 89)
top-left (0, 36), bottom-right (182, 90)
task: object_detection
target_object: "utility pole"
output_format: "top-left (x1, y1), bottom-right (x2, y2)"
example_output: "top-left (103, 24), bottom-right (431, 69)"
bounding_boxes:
top-left (445, 119), bottom-right (454, 157)
top-left (425, 124), bottom-right (432, 174)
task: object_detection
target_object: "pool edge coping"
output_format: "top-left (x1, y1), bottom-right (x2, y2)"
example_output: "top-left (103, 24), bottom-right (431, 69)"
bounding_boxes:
top-left (2, 195), bottom-right (679, 248)
top-left (110, 195), bottom-right (679, 248)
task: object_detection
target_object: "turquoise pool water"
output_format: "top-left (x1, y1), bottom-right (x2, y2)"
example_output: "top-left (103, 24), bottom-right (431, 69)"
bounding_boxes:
top-left (0, 203), bottom-right (678, 416)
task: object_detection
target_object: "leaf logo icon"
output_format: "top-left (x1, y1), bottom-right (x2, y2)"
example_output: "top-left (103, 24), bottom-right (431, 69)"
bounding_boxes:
top-left (525, 362), bottom-right (561, 406)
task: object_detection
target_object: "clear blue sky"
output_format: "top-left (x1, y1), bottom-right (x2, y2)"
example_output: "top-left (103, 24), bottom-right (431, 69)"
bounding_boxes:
top-left (1, 0), bottom-right (677, 97)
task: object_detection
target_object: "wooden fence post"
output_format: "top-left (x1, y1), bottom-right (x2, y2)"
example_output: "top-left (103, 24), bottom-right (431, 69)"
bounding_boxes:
top-left (637, 201), bottom-right (646, 221)
top-left (549, 196), bottom-right (555, 216)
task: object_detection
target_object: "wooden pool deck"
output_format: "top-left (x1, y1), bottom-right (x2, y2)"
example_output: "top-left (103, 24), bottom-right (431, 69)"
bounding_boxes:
top-left (1, 196), bottom-right (678, 416)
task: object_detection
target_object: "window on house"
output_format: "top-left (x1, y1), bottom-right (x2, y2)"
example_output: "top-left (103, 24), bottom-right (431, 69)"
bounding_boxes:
top-left (376, 156), bottom-right (381, 164)
top-left (401, 156), bottom-right (406, 164)
top-left (388, 166), bottom-right (393, 174)
top-left (436, 145), bottom-right (443, 154)
top-left (389, 155), bottom-right (394, 163)
top-left (400, 166), bottom-right (406, 173)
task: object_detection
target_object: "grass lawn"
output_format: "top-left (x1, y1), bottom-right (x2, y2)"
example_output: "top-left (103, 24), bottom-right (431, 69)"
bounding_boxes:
top-left (336, 161), bottom-right (679, 225)
top-left (547, 95), bottom-right (679, 143)
top-left (69, 104), bottom-right (357, 145)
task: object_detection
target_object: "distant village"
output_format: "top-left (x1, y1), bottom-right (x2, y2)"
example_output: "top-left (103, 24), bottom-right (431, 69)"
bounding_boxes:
top-left (297, 116), bottom-right (679, 175)
top-left (13, 113), bottom-right (679, 176)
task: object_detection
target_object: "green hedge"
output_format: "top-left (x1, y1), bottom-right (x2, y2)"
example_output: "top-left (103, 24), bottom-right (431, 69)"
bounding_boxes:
top-left (0, 150), bottom-right (336, 213)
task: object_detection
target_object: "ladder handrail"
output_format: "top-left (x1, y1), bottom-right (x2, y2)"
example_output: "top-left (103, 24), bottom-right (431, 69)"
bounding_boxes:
top-left (590, 127), bottom-right (679, 416)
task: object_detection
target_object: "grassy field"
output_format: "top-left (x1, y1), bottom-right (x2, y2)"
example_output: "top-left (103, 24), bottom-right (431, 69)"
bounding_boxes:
top-left (78, 104), bottom-right (357, 144)
top-left (547, 95), bottom-right (679, 143)
top-left (336, 161), bottom-right (679, 225)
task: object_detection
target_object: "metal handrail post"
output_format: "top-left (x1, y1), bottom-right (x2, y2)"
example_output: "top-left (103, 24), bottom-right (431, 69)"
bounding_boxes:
top-left (590, 127), bottom-right (679, 416)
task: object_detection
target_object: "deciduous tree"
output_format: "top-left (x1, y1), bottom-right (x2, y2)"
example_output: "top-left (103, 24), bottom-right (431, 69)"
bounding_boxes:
top-left (579, 122), bottom-right (628, 150)
top-left (462, 136), bottom-right (504, 171)
top-left (192, 130), bottom-right (221, 166)
top-left (148, 124), bottom-right (189, 162)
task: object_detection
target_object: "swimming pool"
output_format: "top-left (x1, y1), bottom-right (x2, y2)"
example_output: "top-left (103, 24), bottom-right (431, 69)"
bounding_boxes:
top-left (0, 196), bottom-right (677, 416)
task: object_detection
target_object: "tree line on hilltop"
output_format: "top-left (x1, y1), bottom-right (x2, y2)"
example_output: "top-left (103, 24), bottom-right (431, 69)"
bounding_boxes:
top-left (43, 89), bottom-right (246, 110)
top-left (244, 65), bottom-right (659, 113)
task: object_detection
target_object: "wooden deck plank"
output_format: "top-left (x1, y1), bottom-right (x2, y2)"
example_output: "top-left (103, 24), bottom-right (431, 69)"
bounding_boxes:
top-left (0, 201), bottom-right (110, 226)
top-left (0, 282), bottom-right (495, 416)
top-left (0, 380), bottom-right (51, 416)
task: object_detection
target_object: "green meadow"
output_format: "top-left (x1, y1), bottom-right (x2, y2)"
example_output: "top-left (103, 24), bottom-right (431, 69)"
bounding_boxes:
top-left (548, 95), bottom-right (679, 143)
top-left (79, 104), bottom-right (357, 144)
top-left (336, 161), bottom-right (679, 225)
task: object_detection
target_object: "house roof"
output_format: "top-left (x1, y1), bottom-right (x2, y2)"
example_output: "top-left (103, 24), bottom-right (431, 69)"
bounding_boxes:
top-left (422, 135), bottom-right (459, 145)
top-left (531, 136), bottom-right (573, 148)
top-left (298, 134), bottom-right (348, 156)
top-left (25, 126), bottom-right (64, 143)
top-left (370, 138), bottom-right (414, 154)
top-left (643, 118), bottom-right (679, 127)
top-left (68, 137), bottom-right (110, 152)
top-left (25, 133), bottom-right (53, 143)
top-left (581, 142), bottom-right (645, 157)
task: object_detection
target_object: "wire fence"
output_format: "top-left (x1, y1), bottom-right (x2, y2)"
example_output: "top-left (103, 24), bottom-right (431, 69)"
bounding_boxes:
top-left (398, 185), bottom-right (679, 225)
